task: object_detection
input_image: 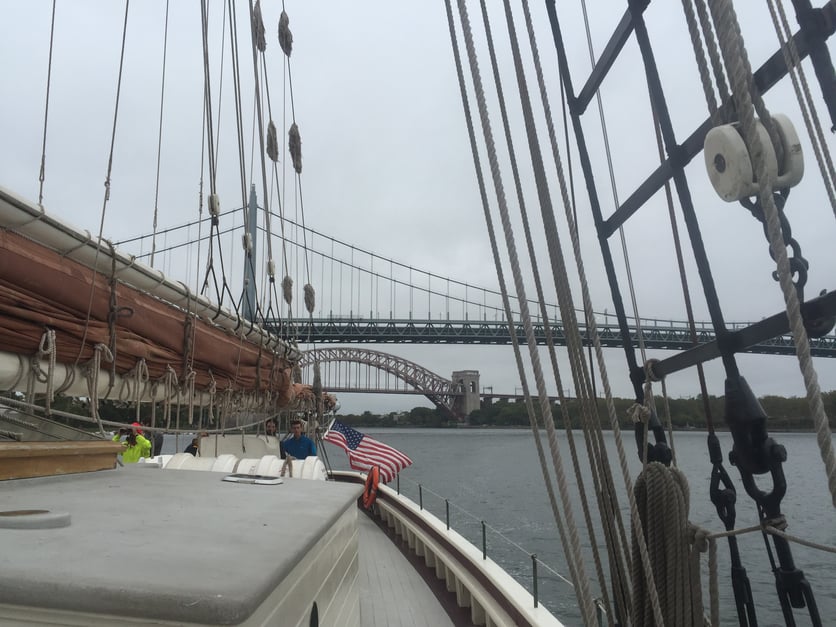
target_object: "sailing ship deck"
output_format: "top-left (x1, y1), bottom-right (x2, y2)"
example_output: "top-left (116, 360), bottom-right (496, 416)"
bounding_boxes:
top-left (0, 464), bottom-right (469, 626)
top-left (357, 512), bottom-right (456, 627)
top-left (0, 467), bottom-right (362, 625)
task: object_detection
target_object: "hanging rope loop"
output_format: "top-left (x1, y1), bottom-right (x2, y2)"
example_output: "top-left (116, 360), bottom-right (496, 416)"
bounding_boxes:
top-left (30, 329), bottom-right (58, 413)
top-left (84, 343), bottom-right (113, 437)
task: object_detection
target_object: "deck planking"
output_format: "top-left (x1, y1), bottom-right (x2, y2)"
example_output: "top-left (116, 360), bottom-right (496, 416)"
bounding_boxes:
top-left (357, 512), bottom-right (457, 627)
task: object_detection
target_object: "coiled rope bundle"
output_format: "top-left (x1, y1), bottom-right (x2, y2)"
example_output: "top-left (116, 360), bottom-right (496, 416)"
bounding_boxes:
top-left (632, 462), bottom-right (707, 627)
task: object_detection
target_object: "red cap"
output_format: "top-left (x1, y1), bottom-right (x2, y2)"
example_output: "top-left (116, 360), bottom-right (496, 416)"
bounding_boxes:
top-left (131, 422), bottom-right (143, 434)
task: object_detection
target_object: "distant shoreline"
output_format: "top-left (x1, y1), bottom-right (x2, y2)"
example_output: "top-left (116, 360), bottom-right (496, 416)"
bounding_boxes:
top-left (344, 423), bottom-right (822, 434)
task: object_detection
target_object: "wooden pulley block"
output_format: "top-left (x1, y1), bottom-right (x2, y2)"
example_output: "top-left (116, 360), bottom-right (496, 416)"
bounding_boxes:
top-left (704, 114), bottom-right (803, 202)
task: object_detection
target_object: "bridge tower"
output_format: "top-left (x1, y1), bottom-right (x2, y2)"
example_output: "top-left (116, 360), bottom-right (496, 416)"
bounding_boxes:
top-left (451, 370), bottom-right (480, 419)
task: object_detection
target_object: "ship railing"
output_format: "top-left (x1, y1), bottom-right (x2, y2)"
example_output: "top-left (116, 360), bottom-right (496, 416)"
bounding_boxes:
top-left (394, 474), bottom-right (577, 616)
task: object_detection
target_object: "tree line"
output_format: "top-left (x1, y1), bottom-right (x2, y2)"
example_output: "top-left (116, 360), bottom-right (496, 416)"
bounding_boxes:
top-left (10, 391), bottom-right (835, 432)
top-left (336, 391), bottom-right (836, 431)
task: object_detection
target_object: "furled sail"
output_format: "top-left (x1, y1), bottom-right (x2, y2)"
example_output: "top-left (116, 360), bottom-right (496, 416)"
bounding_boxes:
top-left (0, 186), bottom-right (299, 411)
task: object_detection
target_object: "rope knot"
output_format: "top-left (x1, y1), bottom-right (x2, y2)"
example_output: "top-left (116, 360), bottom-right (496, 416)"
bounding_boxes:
top-left (37, 329), bottom-right (56, 357)
top-left (763, 514), bottom-right (787, 532)
top-left (644, 358), bottom-right (662, 382)
top-left (690, 524), bottom-right (710, 553)
top-left (30, 355), bottom-right (49, 384)
top-left (627, 402), bottom-right (651, 424)
top-left (280, 456), bottom-right (294, 477)
top-left (93, 343), bottom-right (114, 365)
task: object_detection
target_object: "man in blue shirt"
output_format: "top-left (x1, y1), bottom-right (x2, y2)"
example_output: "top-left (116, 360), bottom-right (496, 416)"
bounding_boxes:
top-left (283, 418), bottom-right (316, 460)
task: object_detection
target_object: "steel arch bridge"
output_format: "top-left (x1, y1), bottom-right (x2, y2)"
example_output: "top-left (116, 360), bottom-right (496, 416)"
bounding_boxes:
top-left (299, 348), bottom-right (463, 418)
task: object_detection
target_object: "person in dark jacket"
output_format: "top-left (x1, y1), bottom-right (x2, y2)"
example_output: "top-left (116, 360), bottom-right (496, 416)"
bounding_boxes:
top-left (283, 418), bottom-right (316, 460)
top-left (142, 420), bottom-right (165, 457)
top-left (184, 438), bottom-right (199, 456)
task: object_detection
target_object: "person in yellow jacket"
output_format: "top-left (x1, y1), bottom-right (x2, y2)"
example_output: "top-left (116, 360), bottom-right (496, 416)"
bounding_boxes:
top-left (112, 422), bottom-right (152, 463)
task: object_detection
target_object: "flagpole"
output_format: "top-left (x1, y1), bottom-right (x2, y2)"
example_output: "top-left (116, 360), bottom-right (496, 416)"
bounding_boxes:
top-left (315, 427), bottom-right (335, 479)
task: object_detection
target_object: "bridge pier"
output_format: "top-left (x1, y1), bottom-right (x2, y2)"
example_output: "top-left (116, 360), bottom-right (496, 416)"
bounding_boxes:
top-left (451, 370), bottom-right (480, 419)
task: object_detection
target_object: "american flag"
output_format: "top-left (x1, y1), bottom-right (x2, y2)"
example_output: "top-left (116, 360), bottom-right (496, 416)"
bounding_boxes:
top-left (323, 420), bottom-right (412, 483)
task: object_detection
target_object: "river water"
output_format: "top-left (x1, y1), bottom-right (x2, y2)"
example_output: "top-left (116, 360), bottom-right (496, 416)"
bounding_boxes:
top-left (321, 428), bottom-right (835, 627)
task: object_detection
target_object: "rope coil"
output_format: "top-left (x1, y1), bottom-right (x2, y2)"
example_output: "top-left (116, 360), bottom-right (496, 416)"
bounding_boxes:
top-left (632, 463), bottom-right (706, 627)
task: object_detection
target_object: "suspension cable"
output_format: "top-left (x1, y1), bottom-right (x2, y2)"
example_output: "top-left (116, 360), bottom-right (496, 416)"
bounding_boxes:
top-left (766, 0), bottom-right (836, 218)
top-left (73, 0), bottom-right (132, 369)
top-left (578, 0), bottom-right (651, 379)
top-left (37, 0), bottom-right (57, 207)
top-left (150, 0), bottom-right (171, 269)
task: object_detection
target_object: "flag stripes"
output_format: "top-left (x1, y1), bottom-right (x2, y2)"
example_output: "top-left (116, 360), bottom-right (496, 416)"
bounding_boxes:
top-left (323, 420), bottom-right (412, 483)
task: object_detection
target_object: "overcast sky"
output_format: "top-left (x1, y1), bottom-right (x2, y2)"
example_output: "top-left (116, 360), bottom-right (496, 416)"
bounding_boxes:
top-left (1, 1), bottom-right (834, 416)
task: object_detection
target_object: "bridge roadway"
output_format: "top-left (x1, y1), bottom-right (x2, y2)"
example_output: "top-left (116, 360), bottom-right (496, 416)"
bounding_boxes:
top-left (271, 317), bottom-right (836, 357)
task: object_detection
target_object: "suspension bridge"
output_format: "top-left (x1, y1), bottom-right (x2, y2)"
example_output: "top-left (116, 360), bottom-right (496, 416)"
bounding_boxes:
top-left (116, 190), bottom-right (836, 420)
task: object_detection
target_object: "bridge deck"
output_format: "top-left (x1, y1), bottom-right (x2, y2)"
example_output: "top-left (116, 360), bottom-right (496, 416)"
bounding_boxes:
top-left (269, 315), bottom-right (836, 357)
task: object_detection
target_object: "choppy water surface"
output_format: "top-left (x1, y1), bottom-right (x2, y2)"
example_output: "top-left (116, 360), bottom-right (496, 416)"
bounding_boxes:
top-left (325, 429), bottom-right (835, 627)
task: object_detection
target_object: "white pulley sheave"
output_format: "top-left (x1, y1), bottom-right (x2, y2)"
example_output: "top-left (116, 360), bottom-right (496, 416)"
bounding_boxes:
top-left (704, 114), bottom-right (804, 202)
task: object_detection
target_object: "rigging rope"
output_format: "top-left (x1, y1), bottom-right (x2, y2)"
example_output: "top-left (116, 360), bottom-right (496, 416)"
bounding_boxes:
top-left (476, 0), bottom-right (620, 621)
top-left (709, 0), bottom-right (836, 507)
top-left (578, 0), bottom-right (651, 383)
top-left (681, 0), bottom-right (730, 126)
top-left (650, 5), bottom-right (719, 433)
top-left (85, 344), bottom-right (113, 437)
top-left (526, 2), bottom-right (679, 625)
top-left (632, 463), bottom-right (709, 627)
top-left (441, 0), bottom-right (591, 621)
top-left (244, 0), bottom-right (275, 333)
top-left (74, 0), bottom-right (131, 371)
top-left (766, 0), bottom-right (836, 218)
top-left (199, 0), bottom-right (219, 195)
top-left (37, 0), bottom-right (57, 207)
top-left (150, 0), bottom-right (171, 269)
top-left (33, 330), bottom-right (57, 414)
top-left (450, 0), bottom-right (604, 622)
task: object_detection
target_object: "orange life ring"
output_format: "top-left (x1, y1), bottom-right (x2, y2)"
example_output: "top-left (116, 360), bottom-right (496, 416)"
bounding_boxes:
top-left (362, 466), bottom-right (380, 509)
